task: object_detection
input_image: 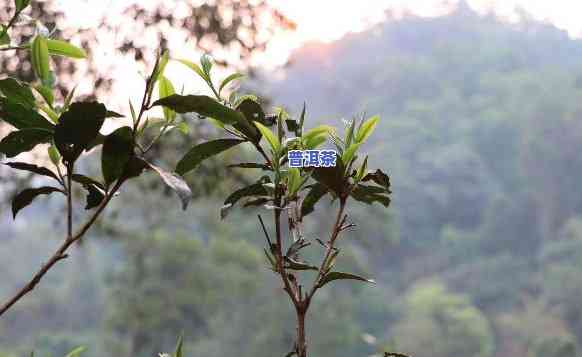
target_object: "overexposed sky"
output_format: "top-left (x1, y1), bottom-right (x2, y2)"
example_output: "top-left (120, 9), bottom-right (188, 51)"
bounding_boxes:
top-left (56, 0), bottom-right (582, 63)
top-left (48, 0), bottom-right (582, 111)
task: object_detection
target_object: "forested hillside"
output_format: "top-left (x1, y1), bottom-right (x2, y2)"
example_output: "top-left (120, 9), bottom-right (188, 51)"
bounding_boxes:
top-left (3, 3), bottom-right (582, 357)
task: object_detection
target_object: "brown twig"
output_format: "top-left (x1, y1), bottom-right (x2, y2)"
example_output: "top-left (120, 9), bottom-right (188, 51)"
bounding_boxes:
top-left (0, 179), bottom-right (124, 317)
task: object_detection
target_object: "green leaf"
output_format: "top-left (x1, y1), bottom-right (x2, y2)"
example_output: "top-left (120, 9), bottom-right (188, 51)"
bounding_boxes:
top-left (64, 346), bottom-right (86, 357)
top-left (362, 169), bottom-right (391, 191)
top-left (303, 132), bottom-right (328, 150)
top-left (300, 183), bottom-right (328, 217)
top-left (176, 138), bottom-right (244, 176)
top-left (0, 128), bottom-right (52, 158)
top-left (317, 271), bottom-right (375, 288)
top-left (287, 167), bottom-right (301, 196)
top-left (12, 186), bottom-right (63, 219)
top-left (15, 0), bottom-right (31, 12)
top-left (235, 98), bottom-right (264, 141)
top-left (355, 115), bottom-right (379, 143)
top-left (350, 184), bottom-right (391, 207)
top-left (285, 257), bottom-right (318, 271)
top-left (0, 27), bottom-right (9, 46)
top-left (200, 54), bottom-right (213, 75)
top-left (312, 163), bottom-right (345, 197)
top-left (105, 110), bottom-right (124, 118)
top-left (48, 145), bottom-right (60, 165)
top-left (148, 162), bottom-right (192, 210)
top-left (176, 121), bottom-right (189, 134)
top-left (228, 162), bottom-right (271, 170)
top-left (176, 59), bottom-right (208, 82)
top-left (45, 39), bottom-right (87, 59)
top-left (31, 36), bottom-right (50, 82)
top-left (342, 142), bottom-right (361, 165)
top-left (296, 102), bottom-right (306, 136)
top-left (101, 126), bottom-right (133, 187)
top-left (71, 174), bottom-right (105, 190)
top-left (221, 177), bottom-right (270, 219)
top-left (34, 85), bottom-right (54, 107)
top-left (154, 50), bottom-right (170, 83)
top-left (254, 121), bottom-right (280, 153)
top-left (345, 119), bottom-right (356, 147)
top-left (219, 73), bottom-right (245, 94)
top-left (0, 78), bottom-right (36, 108)
top-left (303, 125), bottom-right (333, 143)
top-left (173, 334), bottom-right (184, 357)
top-left (151, 94), bottom-right (245, 125)
top-left (4, 162), bottom-right (59, 182)
top-left (83, 183), bottom-right (105, 210)
top-left (0, 97), bottom-right (54, 130)
top-left (158, 76), bottom-right (176, 122)
top-left (54, 101), bottom-right (107, 163)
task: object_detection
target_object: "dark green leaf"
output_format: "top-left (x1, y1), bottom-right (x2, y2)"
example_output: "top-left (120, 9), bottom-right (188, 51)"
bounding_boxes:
top-left (312, 162), bottom-right (345, 196)
top-left (286, 119), bottom-right (298, 135)
top-left (362, 169), bottom-right (391, 191)
top-left (0, 78), bottom-right (36, 108)
top-left (317, 271), bottom-right (375, 288)
top-left (301, 183), bottom-right (328, 217)
top-left (71, 174), bottom-right (105, 190)
top-left (12, 186), bottom-right (63, 218)
top-left (151, 94), bottom-right (244, 125)
top-left (122, 156), bottom-right (149, 180)
top-left (105, 110), bottom-right (124, 118)
top-left (0, 128), bottom-right (52, 158)
top-left (0, 97), bottom-right (55, 130)
top-left (285, 257), bottom-right (318, 271)
top-left (350, 184), bottom-right (391, 207)
top-left (101, 126), bottom-right (133, 186)
top-left (0, 27), bottom-right (9, 46)
top-left (221, 176), bottom-right (270, 219)
top-left (176, 138), bottom-right (244, 176)
top-left (54, 101), bottom-right (106, 163)
top-left (228, 162), bottom-right (271, 170)
top-left (235, 98), bottom-right (264, 141)
top-left (298, 103), bottom-right (306, 137)
top-left (243, 197), bottom-right (271, 207)
top-left (4, 162), bottom-right (59, 182)
top-left (84, 184), bottom-right (105, 210)
top-left (15, 0), bottom-right (31, 12)
top-left (148, 162), bottom-right (192, 210)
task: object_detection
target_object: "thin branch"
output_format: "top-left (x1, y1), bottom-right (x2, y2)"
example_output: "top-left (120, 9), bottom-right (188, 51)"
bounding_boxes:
top-left (0, 179), bottom-right (124, 317)
top-left (66, 163), bottom-right (74, 239)
top-left (257, 214), bottom-right (272, 247)
top-left (306, 199), bottom-right (347, 304)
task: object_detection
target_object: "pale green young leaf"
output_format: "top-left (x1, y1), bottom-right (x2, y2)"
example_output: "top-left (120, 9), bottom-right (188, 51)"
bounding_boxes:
top-left (254, 121), bottom-right (280, 153)
top-left (342, 142), bottom-right (361, 165)
top-left (158, 76), bottom-right (176, 122)
top-left (31, 36), bottom-right (50, 82)
top-left (176, 59), bottom-right (208, 82)
top-left (46, 39), bottom-right (87, 59)
top-left (219, 73), bottom-right (245, 95)
top-left (355, 115), bottom-right (379, 143)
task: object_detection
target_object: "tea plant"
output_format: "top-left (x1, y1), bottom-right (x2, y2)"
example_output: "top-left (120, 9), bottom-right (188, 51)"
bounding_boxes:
top-left (2, 1), bottom-right (397, 356)
top-left (152, 56), bottom-right (391, 357)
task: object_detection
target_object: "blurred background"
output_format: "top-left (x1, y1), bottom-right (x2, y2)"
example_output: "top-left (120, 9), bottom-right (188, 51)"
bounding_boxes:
top-left (2, 0), bottom-right (582, 356)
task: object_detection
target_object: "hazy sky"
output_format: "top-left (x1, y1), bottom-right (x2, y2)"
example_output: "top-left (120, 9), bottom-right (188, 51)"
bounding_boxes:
top-left (50, 0), bottom-right (582, 112)
top-left (56, 0), bottom-right (582, 64)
